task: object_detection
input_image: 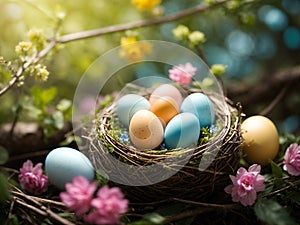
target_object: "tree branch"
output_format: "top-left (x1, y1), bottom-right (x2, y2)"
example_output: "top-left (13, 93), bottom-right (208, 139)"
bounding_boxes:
top-left (228, 65), bottom-right (300, 110)
top-left (57, 0), bottom-right (227, 43)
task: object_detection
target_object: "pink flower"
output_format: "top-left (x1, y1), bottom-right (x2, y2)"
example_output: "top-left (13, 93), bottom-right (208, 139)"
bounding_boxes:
top-left (224, 164), bottom-right (265, 206)
top-left (60, 176), bottom-right (97, 217)
top-left (18, 160), bottom-right (48, 195)
top-left (84, 185), bottom-right (129, 225)
top-left (283, 143), bottom-right (300, 176)
top-left (168, 62), bottom-right (197, 86)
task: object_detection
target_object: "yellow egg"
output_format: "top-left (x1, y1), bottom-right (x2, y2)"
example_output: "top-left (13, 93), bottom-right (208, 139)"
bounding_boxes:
top-left (241, 115), bottom-right (279, 165)
top-left (129, 110), bottom-right (164, 150)
top-left (150, 96), bottom-right (179, 126)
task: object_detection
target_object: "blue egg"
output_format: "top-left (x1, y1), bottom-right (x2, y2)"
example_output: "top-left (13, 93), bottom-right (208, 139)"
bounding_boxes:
top-left (164, 113), bottom-right (200, 149)
top-left (45, 147), bottom-right (94, 189)
top-left (180, 93), bottom-right (215, 128)
top-left (117, 94), bottom-right (150, 127)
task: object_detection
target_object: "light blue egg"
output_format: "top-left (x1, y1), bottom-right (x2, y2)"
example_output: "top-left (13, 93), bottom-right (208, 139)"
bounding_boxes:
top-left (180, 93), bottom-right (215, 127)
top-left (117, 94), bottom-right (150, 127)
top-left (45, 147), bottom-right (94, 189)
top-left (164, 113), bottom-right (200, 149)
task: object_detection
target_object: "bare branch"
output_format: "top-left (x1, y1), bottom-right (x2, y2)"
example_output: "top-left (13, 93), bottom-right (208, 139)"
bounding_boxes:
top-left (57, 1), bottom-right (227, 43)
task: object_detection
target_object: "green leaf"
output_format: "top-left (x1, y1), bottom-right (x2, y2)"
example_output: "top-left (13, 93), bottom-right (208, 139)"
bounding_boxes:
top-left (0, 146), bottom-right (9, 165)
top-left (270, 160), bottom-right (283, 178)
top-left (0, 173), bottom-right (10, 203)
top-left (254, 199), bottom-right (297, 225)
top-left (31, 86), bottom-right (57, 108)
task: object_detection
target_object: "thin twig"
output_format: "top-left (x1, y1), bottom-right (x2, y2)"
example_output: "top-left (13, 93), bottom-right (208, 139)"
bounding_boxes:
top-left (9, 188), bottom-right (75, 225)
top-left (260, 82), bottom-right (290, 116)
top-left (0, 40), bottom-right (57, 97)
top-left (261, 179), bottom-right (300, 198)
top-left (57, 1), bottom-right (227, 43)
top-left (172, 198), bottom-right (238, 209)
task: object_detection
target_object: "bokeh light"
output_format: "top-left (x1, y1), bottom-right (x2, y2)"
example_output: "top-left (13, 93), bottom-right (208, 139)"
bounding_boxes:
top-left (225, 30), bottom-right (255, 57)
top-left (254, 32), bottom-right (277, 59)
top-left (283, 26), bottom-right (300, 49)
top-left (258, 5), bottom-right (289, 32)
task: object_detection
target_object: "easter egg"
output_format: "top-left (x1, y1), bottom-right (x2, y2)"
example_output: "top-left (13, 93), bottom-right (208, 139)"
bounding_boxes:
top-left (149, 84), bottom-right (183, 107)
top-left (164, 112), bottom-right (200, 149)
top-left (241, 115), bottom-right (279, 165)
top-left (180, 93), bottom-right (215, 128)
top-left (117, 94), bottom-right (150, 127)
top-left (150, 96), bottom-right (179, 126)
top-left (45, 147), bottom-right (94, 189)
top-left (129, 110), bottom-right (164, 150)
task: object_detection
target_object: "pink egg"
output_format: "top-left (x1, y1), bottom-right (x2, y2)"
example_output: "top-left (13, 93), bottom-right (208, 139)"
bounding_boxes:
top-left (149, 84), bottom-right (183, 107)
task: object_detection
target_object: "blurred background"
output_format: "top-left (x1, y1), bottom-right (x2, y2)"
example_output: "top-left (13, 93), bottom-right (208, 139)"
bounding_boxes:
top-left (0, 0), bottom-right (299, 139)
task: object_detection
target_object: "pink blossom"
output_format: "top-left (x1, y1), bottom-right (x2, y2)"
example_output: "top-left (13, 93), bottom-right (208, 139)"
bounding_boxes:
top-left (84, 185), bottom-right (129, 225)
top-left (283, 143), bottom-right (300, 176)
top-left (224, 164), bottom-right (265, 206)
top-left (168, 62), bottom-right (197, 86)
top-left (18, 160), bottom-right (48, 195)
top-left (60, 176), bottom-right (97, 216)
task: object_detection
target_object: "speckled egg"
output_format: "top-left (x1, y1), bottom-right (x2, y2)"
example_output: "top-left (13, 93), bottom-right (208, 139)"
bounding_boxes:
top-left (164, 112), bottom-right (200, 149)
top-left (129, 110), bottom-right (164, 150)
top-left (117, 94), bottom-right (150, 127)
top-left (180, 93), bottom-right (215, 128)
top-left (241, 115), bottom-right (279, 165)
top-left (151, 96), bottom-right (179, 126)
top-left (149, 84), bottom-right (183, 107)
top-left (45, 147), bottom-right (94, 189)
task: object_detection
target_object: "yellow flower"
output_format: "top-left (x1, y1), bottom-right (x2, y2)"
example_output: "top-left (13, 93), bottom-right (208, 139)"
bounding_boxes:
top-left (131, 0), bottom-right (161, 11)
top-left (120, 37), bottom-right (152, 62)
top-left (121, 36), bottom-right (137, 46)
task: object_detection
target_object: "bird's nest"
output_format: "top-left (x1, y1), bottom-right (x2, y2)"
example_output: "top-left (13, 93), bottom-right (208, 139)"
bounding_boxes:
top-left (85, 87), bottom-right (243, 203)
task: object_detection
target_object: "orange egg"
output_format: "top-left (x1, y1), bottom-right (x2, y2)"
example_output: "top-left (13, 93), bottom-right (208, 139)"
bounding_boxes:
top-left (241, 115), bottom-right (279, 165)
top-left (150, 96), bottom-right (179, 126)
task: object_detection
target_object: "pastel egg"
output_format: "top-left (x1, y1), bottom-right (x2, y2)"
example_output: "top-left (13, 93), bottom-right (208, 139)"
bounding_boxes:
top-left (164, 112), bottom-right (200, 149)
top-left (129, 110), bottom-right (164, 150)
top-left (180, 93), bottom-right (215, 128)
top-left (241, 115), bottom-right (279, 165)
top-left (149, 84), bottom-right (183, 107)
top-left (150, 96), bottom-right (179, 126)
top-left (45, 147), bottom-right (94, 189)
top-left (117, 94), bottom-right (150, 127)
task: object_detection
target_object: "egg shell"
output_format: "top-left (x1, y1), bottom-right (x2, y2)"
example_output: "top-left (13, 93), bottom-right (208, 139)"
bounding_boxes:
top-left (129, 110), bottom-right (164, 150)
top-left (164, 112), bottom-right (200, 149)
top-left (150, 96), bottom-right (179, 126)
top-left (149, 84), bottom-right (183, 107)
top-left (45, 147), bottom-right (94, 189)
top-left (117, 94), bottom-right (150, 127)
top-left (241, 115), bottom-right (279, 165)
top-left (180, 93), bottom-right (215, 128)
